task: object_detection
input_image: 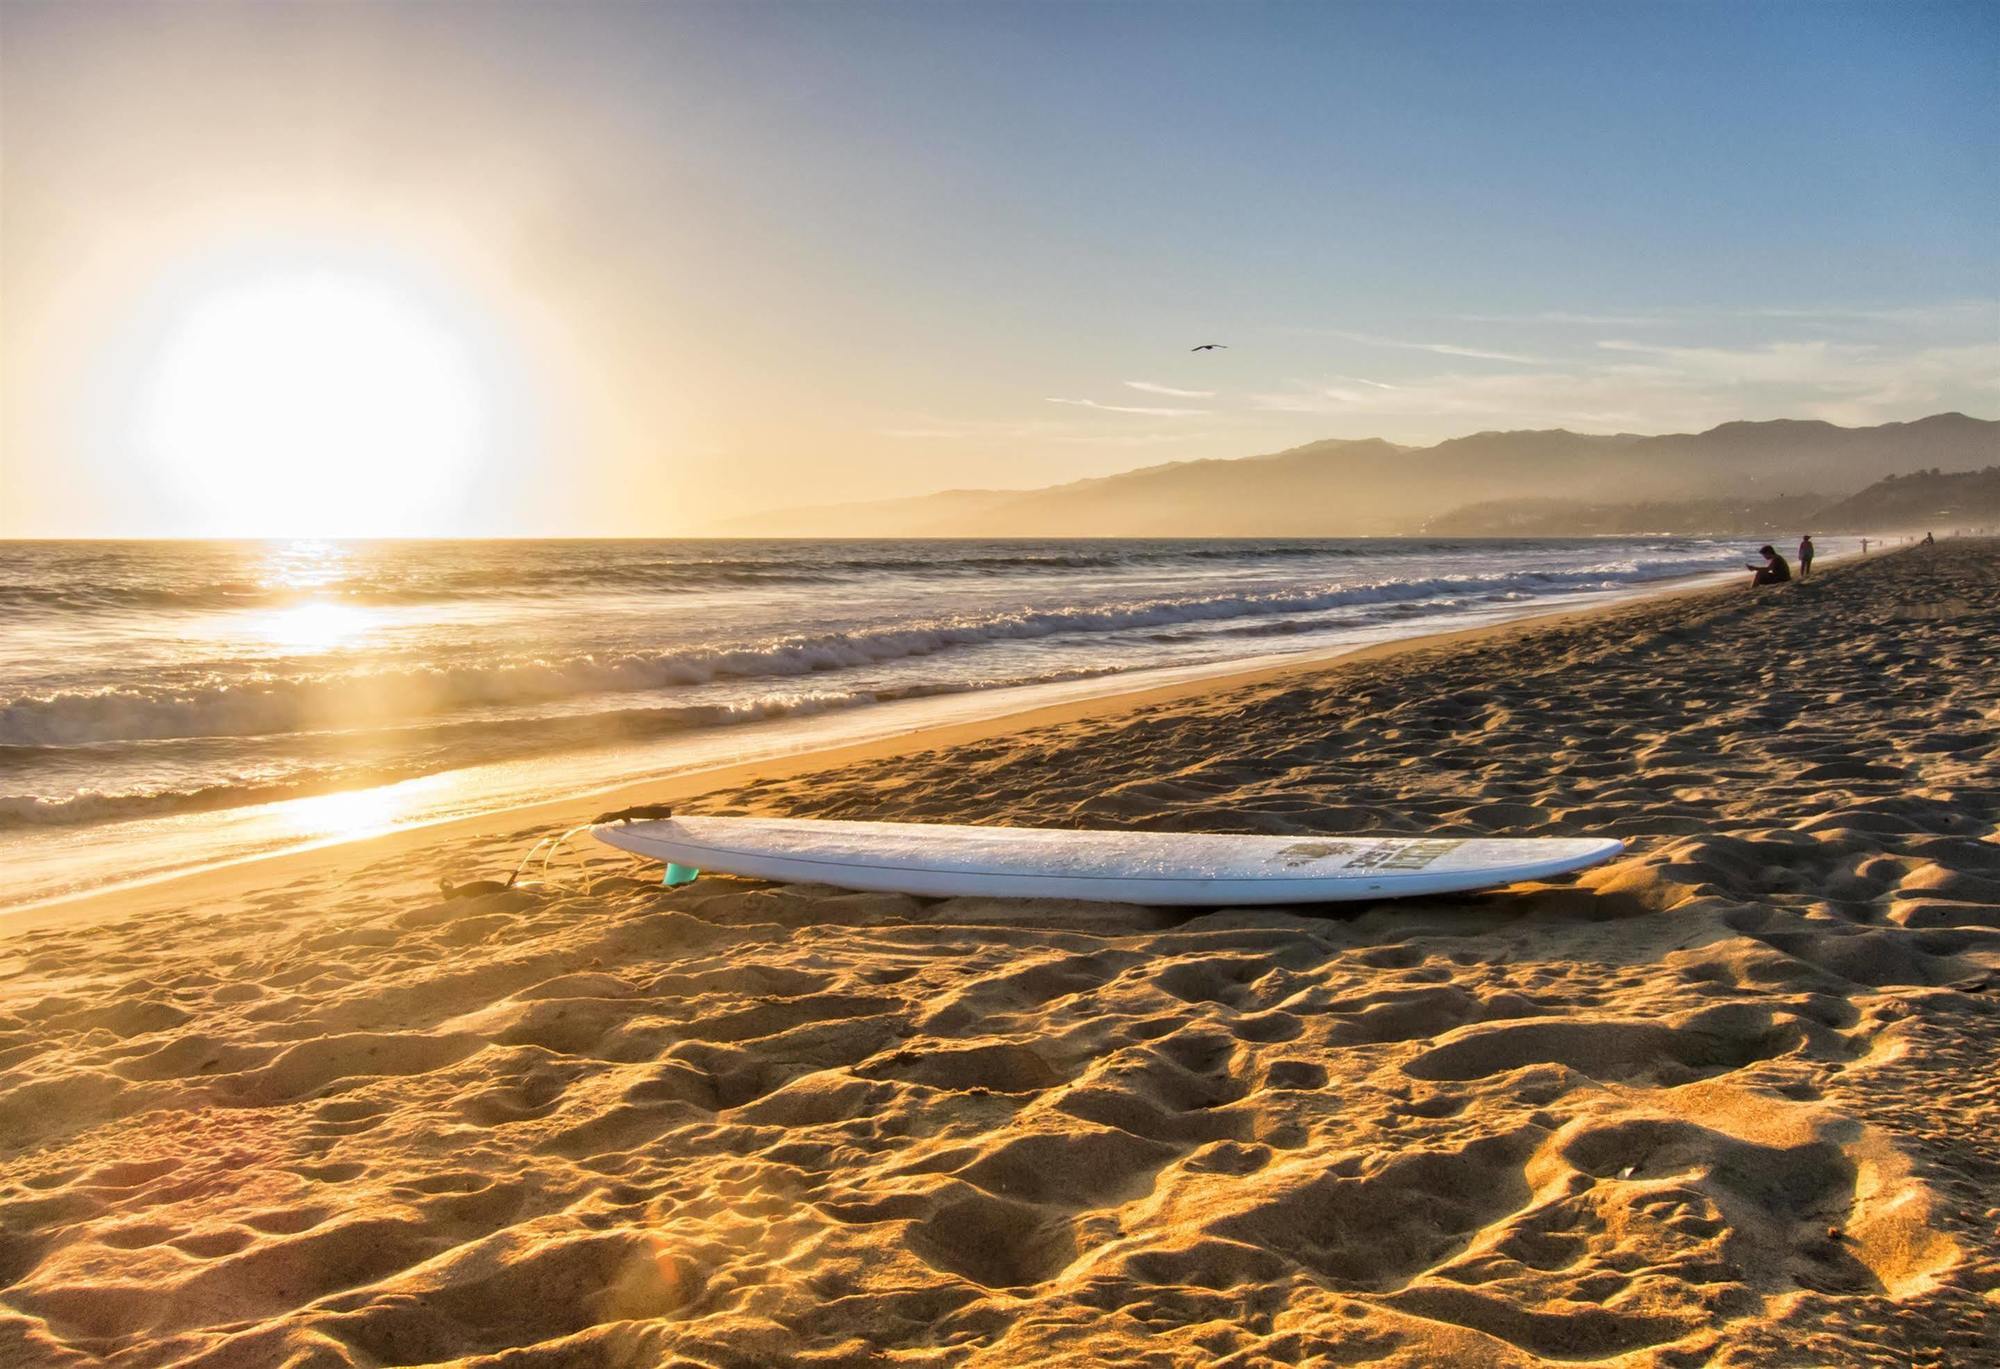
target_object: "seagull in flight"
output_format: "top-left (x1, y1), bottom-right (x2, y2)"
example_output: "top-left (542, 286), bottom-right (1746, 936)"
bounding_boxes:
top-left (1190, 343), bottom-right (1228, 351)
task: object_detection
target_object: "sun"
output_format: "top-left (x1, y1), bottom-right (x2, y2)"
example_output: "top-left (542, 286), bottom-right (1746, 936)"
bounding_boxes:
top-left (133, 262), bottom-right (492, 536)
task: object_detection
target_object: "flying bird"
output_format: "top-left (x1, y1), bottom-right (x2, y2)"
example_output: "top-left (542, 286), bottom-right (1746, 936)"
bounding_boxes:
top-left (1190, 343), bottom-right (1228, 351)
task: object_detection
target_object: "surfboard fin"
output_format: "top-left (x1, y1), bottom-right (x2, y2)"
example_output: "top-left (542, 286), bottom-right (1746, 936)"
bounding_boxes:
top-left (663, 863), bottom-right (700, 888)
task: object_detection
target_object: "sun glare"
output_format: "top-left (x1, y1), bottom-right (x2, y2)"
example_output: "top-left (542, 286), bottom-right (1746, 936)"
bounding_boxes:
top-left (134, 265), bottom-right (491, 536)
top-left (260, 599), bottom-right (371, 652)
top-left (282, 783), bottom-right (417, 842)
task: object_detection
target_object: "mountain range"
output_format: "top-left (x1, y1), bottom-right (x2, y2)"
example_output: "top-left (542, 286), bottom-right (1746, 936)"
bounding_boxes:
top-left (715, 413), bottom-right (1998, 537)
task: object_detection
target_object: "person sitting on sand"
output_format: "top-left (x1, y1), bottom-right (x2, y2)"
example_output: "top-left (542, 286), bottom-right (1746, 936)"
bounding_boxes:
top-left (1923, 530), bottom-right (1935, 545)
top-left (1798, 534), bottom-right (1814, 578)
top-left (1747, 544), bottom-right (1791, 588)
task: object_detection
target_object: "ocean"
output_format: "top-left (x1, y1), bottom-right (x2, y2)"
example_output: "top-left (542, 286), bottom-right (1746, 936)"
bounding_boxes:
top-left (0, 535), bottom-right (1846, 909)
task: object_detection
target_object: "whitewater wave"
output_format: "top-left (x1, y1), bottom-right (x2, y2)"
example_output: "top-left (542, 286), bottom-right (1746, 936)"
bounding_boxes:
top-left (0, 561), bottom-right (1724, 748)
top-left (0, 566), bottom-right (827, 614)
top-left (0, 665), bottom-right (1139, 830)
top-left (0, 777), bottom-right (379, 831)
top-left (0, 539), bottom-right (1520, 615)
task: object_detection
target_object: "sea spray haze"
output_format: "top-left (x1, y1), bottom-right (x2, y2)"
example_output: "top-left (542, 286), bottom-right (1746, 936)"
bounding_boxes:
top-left (0, 535), bottom-right (1850, 904)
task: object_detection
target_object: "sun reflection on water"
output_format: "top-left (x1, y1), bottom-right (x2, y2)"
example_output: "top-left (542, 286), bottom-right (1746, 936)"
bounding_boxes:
top-left (259, 599), bottom-right (370, 651)
top-left (254, 540), bottom-right (372, 650)
top-left (281, 777), bottom-right (443, 841)
top-left (259, 537), bottom-right (354, 590)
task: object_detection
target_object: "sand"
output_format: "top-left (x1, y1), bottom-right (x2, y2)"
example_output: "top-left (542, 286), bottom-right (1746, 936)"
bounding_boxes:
top-left (2, 543), bottom-right (1996, 1367)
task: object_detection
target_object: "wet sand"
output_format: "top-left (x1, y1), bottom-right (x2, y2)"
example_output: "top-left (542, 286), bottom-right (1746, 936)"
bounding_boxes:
top-left (2, 542), bottom-right (1996, 1367)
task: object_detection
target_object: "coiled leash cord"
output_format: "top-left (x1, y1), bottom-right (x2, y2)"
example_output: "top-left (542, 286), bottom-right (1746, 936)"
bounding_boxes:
top-left (440, 803), bottom-right (688, 900)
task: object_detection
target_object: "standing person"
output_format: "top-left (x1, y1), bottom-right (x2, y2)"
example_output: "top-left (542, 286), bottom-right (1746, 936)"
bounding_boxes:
top-left (1798, 534), bottom-right (1815, 578)
top-left (1861, 537), bottom-right (1870, 555)
top-left (1746, 544), bottom-right (1791, 588)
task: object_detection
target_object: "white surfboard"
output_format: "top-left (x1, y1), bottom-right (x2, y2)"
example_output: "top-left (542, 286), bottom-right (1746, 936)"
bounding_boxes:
top-left (592, 816), bottom-right (1623, 905)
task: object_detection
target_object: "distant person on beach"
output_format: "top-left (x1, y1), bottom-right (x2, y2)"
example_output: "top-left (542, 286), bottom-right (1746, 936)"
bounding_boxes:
top-left (1798, 534), bottom-right (1815, 577)
top-left (1923, 531), bottom-right (1936, 545)
top-left (1747, 544), bottom-right (1791, 588)
top-left (1861, 537), bottom-right (1869, 555)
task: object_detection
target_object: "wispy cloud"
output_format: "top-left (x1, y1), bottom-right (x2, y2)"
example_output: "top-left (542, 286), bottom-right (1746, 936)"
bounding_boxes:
top-left (1453, 310), bottom-right (1671, 327)
top-left (1453, 300), bottom-right (1997, 330)
top-left (1250, 336), bottom-right (1999, 436)
top-left (1047, 430), bottom-right (1222, 447)
top-left (1123, 380), bottom-right (1216, 398)
top-left (1724, 301), bottom-right (1998, 326)
top-left (883, 416), bottom-right (1221, 449)
top-left (1045, 396), bottom-right (1208, 416)
top-left (1307, 328), bottom-right (1546, 365)
top-left (1592, 338), bottom-right (1873, 383)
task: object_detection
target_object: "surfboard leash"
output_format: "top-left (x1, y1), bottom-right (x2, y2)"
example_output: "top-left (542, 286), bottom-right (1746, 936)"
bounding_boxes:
top-left (438, 803), bottom-right (692, 902)
top-left (592, 803), bottom-right (677, 824)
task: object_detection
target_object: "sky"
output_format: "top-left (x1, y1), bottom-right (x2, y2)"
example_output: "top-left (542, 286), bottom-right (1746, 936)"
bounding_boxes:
top-left (1, 0), bottom-right (1994, 536)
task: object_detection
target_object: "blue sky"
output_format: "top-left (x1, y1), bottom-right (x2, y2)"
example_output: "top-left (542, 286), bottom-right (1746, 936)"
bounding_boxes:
top-left (2, 0), bottom-right (1994, 532)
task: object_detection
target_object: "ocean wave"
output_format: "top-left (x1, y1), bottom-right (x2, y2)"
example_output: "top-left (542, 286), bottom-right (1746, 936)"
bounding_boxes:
top-left (0, 567), bottom-right (824, 614)
top-left (0, 778), bottom-right (379, 830)
top-left (0, 666), bottom-right (1129, 830)
top-left (0, 561), bottom-right (1722, 747)
top-left (0, 540), bottom-right (1493, 615)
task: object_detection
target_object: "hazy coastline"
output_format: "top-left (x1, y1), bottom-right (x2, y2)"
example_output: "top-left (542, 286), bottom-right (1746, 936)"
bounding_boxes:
top-left (719, 415), bottom-right (1999, 539)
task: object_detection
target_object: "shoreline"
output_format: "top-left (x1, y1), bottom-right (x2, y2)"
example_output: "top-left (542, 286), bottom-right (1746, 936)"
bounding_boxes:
top-left (0, 558), bottom-right (1790, 937)
top-left (6, 551), bottom-right (1871, 933)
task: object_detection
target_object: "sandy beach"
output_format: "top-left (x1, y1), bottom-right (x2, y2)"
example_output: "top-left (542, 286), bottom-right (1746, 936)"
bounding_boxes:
top-left (2, 541), bottom-right (1996, 1367)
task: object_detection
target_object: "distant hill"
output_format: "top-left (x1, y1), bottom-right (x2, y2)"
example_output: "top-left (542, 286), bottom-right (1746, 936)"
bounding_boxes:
top-left (1808, 466), bottom-right (2000, 533)
top-left (1425, 494), bottom-right (1825, 538)
top-left (716, 413), bottom-right (1998, 536)
top-left (1426, 466), bottom-right (2000, 537)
